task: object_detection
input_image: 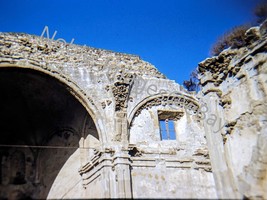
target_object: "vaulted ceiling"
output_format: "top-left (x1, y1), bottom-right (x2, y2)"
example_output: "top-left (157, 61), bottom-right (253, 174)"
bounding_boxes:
top-left (0, 67), bottom-right (89, 146)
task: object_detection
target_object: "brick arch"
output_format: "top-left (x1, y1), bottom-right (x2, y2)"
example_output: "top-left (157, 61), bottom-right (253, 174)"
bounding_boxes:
top-left (0, 63), bottom-right (107, 145)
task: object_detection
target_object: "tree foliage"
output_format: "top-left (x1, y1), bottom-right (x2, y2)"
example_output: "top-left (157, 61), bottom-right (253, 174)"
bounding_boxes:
top-left (183, 70), bottom-right (199, 92)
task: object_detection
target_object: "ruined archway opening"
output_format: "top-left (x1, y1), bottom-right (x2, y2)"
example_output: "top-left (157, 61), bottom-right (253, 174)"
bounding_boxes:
top-left (0, 67), bottom-right (99, 199)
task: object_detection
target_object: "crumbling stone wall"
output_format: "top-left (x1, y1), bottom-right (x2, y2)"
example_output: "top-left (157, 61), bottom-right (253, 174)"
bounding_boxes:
top-left (198, 21), bottom-right (267, 199)
top-left (0, 32), bottom-right (218, 198)
top-left (128, 87), bottom-right (217, 198)
top-left (4, 20), bottom-right (267, 198)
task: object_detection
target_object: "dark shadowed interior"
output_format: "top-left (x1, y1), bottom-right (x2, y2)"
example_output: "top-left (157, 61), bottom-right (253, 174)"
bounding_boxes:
top-left (0, 67), bottom-right (98, 199)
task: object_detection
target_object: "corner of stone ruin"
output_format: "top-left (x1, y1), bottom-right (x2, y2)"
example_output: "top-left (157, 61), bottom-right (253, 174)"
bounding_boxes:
top-left (197, 20), bottom-right (267, 199)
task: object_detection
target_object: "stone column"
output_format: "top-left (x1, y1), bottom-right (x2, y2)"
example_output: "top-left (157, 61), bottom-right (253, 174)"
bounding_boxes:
top-left (201, 91), bottom-right (240, 199)
top-left (112, 149), bottom-right (132, 198)
top-left (108, 70), bottom-right (134, 198)
top-left (114, 111), bottom-right (129, 146)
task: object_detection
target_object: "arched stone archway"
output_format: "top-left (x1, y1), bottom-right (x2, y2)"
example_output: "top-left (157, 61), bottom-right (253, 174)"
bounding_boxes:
top-left (0, 63), bottom-right (107, 144)
top-left (128, 92), bottom-right (200, 127)
top-left (0, 67), bottom-right (102, 199)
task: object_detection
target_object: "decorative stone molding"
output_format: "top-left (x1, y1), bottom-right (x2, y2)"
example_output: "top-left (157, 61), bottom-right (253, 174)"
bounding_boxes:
top-left (110, 70), bottom-right (135, 142)
top-left (79, 149), bottom-right (102, 176)
top-left (157, 110), bottom-right (184, 121)
top-left (129, 93), bottom-right (199, 125)
top-left (111, 70), bottom-right (135, 111)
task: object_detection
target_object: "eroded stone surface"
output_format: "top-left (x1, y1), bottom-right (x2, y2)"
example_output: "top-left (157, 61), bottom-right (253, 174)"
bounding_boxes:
top-left (198, 20), bottom-right (267, 199)
top-left (0, 20), bottom-right (266, 199)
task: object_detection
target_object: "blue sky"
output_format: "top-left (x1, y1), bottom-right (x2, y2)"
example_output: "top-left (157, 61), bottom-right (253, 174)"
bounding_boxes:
top-left (0, 0), bottom-right (264, 84)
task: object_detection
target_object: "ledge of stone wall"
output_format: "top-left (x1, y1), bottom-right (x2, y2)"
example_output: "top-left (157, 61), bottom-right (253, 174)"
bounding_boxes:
top-left (0, 32), bottom-right (165, 80)
top-left (198, 20), bottom-right (267, 87)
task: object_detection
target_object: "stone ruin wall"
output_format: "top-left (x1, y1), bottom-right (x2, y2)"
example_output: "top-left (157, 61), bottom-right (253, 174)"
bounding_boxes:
top-left (0, 20), bottom-right (266, 199)
top-left (198, 21), bottom-right (267, 199)
top-left (0, 32), bottom-right (217, 198)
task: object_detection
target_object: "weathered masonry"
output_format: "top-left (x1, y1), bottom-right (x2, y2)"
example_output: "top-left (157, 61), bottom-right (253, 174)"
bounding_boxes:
top-left (198, 21), bottom-right (267, 199)
top-left (0, 21), bottom-right (266, 199)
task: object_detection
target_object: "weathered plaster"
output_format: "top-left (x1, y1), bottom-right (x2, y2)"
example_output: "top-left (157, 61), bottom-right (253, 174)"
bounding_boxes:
top-left (0, 20), bottom-right (266, 199)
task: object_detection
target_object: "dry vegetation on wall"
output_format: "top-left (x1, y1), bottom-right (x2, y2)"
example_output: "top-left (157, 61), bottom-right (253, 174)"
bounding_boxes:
top-left (183, 2), bottom-right (267, 92)
top-left (210, 2), bottom-right (267, 56)
top-left (210, 25), bottom-right (250, 56)
top-left (254, 2), bottom-right (267, 24)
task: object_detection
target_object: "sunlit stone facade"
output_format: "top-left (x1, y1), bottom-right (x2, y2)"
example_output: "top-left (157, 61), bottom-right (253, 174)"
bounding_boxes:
top-left (0, 21), bottom-right (266, 199)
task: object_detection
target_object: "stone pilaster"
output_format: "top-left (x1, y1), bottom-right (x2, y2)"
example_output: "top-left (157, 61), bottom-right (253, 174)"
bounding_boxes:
top-left (200, 90), bottom-right (240, 199)
top-left (112, 149), bottom-right (132, 198)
